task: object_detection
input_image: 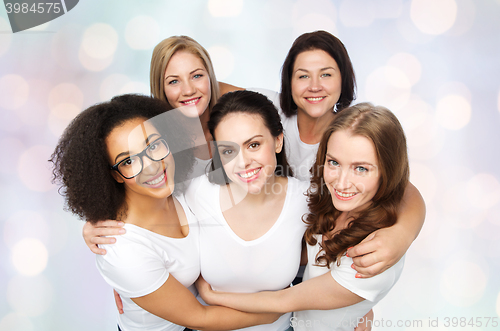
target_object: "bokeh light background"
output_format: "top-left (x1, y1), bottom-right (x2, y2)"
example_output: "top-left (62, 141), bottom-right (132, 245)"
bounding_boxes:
top-left (1, 0), bottom-right (500, 330)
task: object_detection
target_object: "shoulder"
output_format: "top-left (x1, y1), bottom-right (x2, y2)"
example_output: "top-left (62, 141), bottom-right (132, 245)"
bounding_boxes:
top-left (96, 227), bottom-right (170, 297)
top-left (331, 254), bottom-right (405, 302)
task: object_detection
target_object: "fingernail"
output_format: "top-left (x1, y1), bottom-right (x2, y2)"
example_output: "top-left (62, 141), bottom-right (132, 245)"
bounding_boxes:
top-left (119, 229), bottom-right (126, 234)
top-left (351, 264), bottom-right (356, 269)
top-left (346, 247), bottom-right (353, 258)
top-left (118, 222), bottom-right (124, 226)
top-left (355, 273), bottom-right (362, 278)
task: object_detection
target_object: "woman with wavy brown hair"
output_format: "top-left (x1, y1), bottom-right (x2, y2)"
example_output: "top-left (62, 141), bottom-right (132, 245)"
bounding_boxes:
top-left (196, 102), bottom-right (410, 331)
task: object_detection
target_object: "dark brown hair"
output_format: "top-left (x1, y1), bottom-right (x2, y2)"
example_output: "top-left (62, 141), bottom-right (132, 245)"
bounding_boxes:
top-left (207, 90), bottom-right (293, 184)
top-left (50, 94), bottom-right (194, 223)
top-left (280, 30), bottom-right (356, 117)
top-left (304, 102), bottom-right (409, 267)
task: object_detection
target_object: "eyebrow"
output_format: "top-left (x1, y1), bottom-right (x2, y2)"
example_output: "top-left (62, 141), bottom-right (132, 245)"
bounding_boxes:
top-left (216, 135), bottom-right (263, 149)
top-left (114, 133), bottom-right (160, 163)
top-left (295, 67), bottom-right (336, 74)
top-left (165, 68), bottom-right (205, 80)
top-left (325, 153), bottom-right (375, 167)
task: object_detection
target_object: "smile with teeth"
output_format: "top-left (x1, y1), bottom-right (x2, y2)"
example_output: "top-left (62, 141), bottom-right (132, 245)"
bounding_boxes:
top-left (181, 97), bottom-right (201, 105)
top-left (145, 171), bottom-right (166, 185)
top-left (306, 97), bottom-right (325, 102)
top-left (335, 189), bottom-right (357, 198)
top-left (238, 168), bottom-right (261, 179)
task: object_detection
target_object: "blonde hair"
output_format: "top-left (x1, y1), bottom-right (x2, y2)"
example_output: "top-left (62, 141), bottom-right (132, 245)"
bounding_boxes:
top-left (150, 36), bottom-right (220, 113)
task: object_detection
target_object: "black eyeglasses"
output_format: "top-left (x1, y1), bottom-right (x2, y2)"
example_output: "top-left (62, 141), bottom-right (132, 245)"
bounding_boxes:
top-left (110, 138), bottom-right (170, 179)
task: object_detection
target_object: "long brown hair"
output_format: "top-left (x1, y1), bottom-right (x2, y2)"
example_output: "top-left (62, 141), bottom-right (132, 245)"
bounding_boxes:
top-left (304, 102), bottom-right (409, 267)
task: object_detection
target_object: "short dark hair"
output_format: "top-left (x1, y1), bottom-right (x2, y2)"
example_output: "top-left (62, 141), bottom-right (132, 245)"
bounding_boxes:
top-left (50, 94), bottom-right (194, 223)
top-left (207, 90), bottom-right (293, 184)
top-left (280, 30), bottom-right (356, 117)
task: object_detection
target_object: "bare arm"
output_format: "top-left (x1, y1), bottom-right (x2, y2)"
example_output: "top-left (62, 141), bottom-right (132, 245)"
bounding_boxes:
top-left (133, 275), bottom-right (279, 330)
top-left (348, 182), bottom-right (425, 277)
top-left (197, 273), bottom-right (363, 314)
top-left (82, 220), bottom-right (125, 255)
top-left (218, 82), bottom-right (244, 95)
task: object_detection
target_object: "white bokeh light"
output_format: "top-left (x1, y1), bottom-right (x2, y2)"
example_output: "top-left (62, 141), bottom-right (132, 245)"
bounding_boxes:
top-left (11, 238), bottom-right (48, 276)
top-left (100, 74), bottom-right (133, 101)
top-left (48, 103), bottom-right (81, 136)
top-left (4, 211), bottom-right (50, 249)
top-left (208, 46), bottom-right (235, 80)
top-left (339, 0), bottom-right (375, 27)
top-left (409, 162), bottom-right (437, 203)
top-left (497, 88), bottom-right (500, 114)
top-left (403, 266), bottom-right (446, 315)
top-left (442, 180), bottom-right (485, 229)
top-left (48, 83), bottom-right (84, 110)
top-left (6, 275), bottom-right (53, 316)
top-left (373, 0), bottom-right (403, 19)
top-left (410, 0), bottom-right (458, 35)
top-left (208, 0), bottom-right (243, 17)
top-left (387, 53), bottom-right (422, 86)
top-left (81, 23), bottom-right (119, 59)
top-left (119, 81), bottom-right (150, 96)
top-left (18, 145), bottom-right (54, 192)
top-left (0, 313), bottom-right (34, 331)
top-left (440, 252), bottom-right (488, 307)
top-left (0, 17), bottom-right (12, 57)
top-left (125, 16), bottom-right (160, 50)
top-left (0, 75), bottom-right (29, 110)
top-left (436, 94), bottom-right (471, 130)
top-left (447, 0), bottom-right (476, 36)
top-left (365, 66), bottom-right (412, 112)
top-left (398, 96), bottom-right (445, 160)
top-left (292, 0), bottom-right (337, 35)
top-left (0, 137), bottom-right (24, 175)
top-left (497, 291), bottom-right (500, 319)
top-left (466, 173), bottom-right (500, 210)
top-left (78, 46), bottom-right (114, 72)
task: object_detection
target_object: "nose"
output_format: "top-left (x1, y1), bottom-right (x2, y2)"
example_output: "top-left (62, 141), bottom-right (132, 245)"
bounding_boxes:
top-left (141, 155), bottom-right (160, 175)
top-left (336, 168), bottom-right (351, 191)
top-left (236, 148), bottom-right (252, 169)
top-left (308, 76), bottom-right (322, 92)
top-left (181, 80), bottom-right (196, 96)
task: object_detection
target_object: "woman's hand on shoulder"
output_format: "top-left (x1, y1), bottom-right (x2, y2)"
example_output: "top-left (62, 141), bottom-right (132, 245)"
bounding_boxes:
top-left (347, 226), bottom-right (404, 278)
top-left (82, 220), bottom-right (126, 255)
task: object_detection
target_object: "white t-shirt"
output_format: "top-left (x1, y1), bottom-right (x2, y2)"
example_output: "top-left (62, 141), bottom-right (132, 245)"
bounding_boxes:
top-left (293, 235), bottom-right (405, 331)
top-left (249, 88), bottom-right (319, 181)
top-left (95, 195), bottom-right (200, 331)
top-left (185, 175), bottom-right (310, 331)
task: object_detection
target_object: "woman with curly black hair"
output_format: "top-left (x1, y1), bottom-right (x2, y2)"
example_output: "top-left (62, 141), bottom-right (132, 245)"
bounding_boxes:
top-left (50, 94), bottom-right (279, 331)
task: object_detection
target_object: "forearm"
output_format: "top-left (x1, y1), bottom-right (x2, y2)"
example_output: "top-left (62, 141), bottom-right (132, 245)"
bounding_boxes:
top-left (209, 290), bottom-right (288, 314)
top-left (394, 182), bottom-right (426, 242)
top-left (196, 306), bottom-right (279, 331)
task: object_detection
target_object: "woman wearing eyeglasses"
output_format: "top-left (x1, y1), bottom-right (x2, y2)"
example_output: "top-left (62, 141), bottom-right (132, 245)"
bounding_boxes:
top-left (50, 94), bottom-right (279, 331)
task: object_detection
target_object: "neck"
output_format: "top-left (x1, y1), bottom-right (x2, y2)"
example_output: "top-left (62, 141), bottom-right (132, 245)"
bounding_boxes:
top-left (227, 174), bottom-right (282, 206)
top-left (123, 193), bottom-right (174, 227)
top-left (297, 110), bottom-right (336, 144)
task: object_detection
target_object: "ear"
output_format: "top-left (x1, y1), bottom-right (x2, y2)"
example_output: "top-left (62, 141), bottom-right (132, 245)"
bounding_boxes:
top-left (275, 133), bottom-right (284, 154)
top-left (111, 170), bottom-right (125, 183)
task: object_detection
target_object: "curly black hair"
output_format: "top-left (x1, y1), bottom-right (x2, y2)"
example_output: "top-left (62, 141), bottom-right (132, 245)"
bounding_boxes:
top-left (50, 94), bottom-right (195, 223)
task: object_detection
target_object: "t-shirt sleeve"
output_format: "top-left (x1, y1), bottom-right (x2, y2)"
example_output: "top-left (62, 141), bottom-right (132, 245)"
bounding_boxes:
top-left (96, 235), bottom-right (170, 298)
top-left (330, 254), bottom-right (405, 302)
